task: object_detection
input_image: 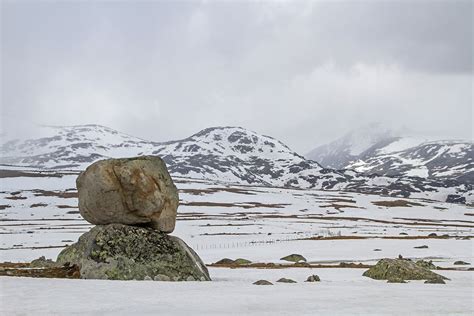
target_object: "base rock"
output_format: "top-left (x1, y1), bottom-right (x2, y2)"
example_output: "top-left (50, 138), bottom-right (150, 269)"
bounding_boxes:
top-left (57, 224), bottom-right (211, 281)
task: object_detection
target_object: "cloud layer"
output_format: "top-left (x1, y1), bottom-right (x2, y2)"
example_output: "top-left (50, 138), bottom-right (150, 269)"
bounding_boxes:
top-left (1, 0), bottom-right (472, 152)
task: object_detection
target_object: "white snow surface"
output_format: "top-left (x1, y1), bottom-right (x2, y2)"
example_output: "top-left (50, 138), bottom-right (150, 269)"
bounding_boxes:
top-left (1, 269), bottom-right (472, 316)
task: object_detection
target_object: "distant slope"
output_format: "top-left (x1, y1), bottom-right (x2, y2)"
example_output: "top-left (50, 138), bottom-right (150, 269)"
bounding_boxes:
top-left (1, 124), bottom-right (471, 203)
top-left (306, 125), bottom-right (473, 185)
top-left (306, 123), bottom-right (396, 169)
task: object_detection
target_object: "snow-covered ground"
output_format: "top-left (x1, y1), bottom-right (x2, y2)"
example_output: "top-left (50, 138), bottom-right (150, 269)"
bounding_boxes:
top-left (0, 171), bottom-right (473, 315)
top-left (1, 269), bottom-right (472, 315)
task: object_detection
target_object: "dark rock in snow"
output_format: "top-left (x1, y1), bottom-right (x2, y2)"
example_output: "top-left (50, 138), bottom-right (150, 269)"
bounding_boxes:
top-left (280, 254), bottom-right (307, 263)
top-left (305, 275), bottom-right (321, 282)
top-left (363, 258), bottom-right (447, 281)
top-left (253, 280), bottom-right (273, 285)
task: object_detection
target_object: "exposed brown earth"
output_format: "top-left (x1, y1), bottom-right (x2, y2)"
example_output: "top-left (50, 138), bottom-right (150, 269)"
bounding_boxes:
top-left (30, 203), bottom-right (48, 208)
top-left (5, 196), bottom-right (27, 200)
top-left (32, 190), bottom-right (78, 199)
top-left (181, 201), bottom-right (288, 209)
top-left (0, 170), bottom-right (63, 178)
top-left (56, 205), bottom-right (78, 208)
top-left (179, 187), bottom-right (258, 196)
top-left (208, 261), bottom-right (372, 269)
top-left (0, 262), bottom-right (80, 279)
top-left (372, 200), bottom-right (424, 207)
top-left (302, 235), bottom-right (472, 241)
top-left (320, 203), bottom-right (363, 210)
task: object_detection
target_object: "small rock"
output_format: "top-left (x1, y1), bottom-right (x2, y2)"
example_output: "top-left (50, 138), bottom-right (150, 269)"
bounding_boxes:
top-left (305, 275), bottom-right (320, 282)
top-left (144, 276), bottom-right (152, 281)
top-left (453, 260), bottom-right (470, 265)
top-left (30, 256), bottom-right (58, 268)
top-left (428, 233), bottom-right (437, 237)
top-left (373, 249), bottom-right (382, 251)
top-left (186, 276), bottom-right (195, 281)
top-left (214, 258), bottom-right (235, 265)
top-left (399, 232), bottom-right (408, 236)
top-left (253, 280), bottom-right (273, 285)
top-left (280, 254), bottom-right (306, 263)
top-left (234, 258), bottom-right (252, 265)
top-left (414, 245), bottom-right (429, 249)
top-left (276, 278), bottom-right (297, 283)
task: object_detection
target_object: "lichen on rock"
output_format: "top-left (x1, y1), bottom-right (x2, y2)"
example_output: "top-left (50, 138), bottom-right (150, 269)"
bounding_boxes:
top-left (363, 258), bottom-right (448, 281)
top-left (57, 224), bottom-right (211, 281)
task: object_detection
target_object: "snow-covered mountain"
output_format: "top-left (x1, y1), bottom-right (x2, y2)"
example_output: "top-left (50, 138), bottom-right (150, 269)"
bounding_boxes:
top-left (306, 123), bottom-right (397, 169)
top-left (348, 139), bottom-right (473, 184)
top-left (306, 125), bottom-right (473, 185)
top-left (1, 124), bottom-right (472, 203)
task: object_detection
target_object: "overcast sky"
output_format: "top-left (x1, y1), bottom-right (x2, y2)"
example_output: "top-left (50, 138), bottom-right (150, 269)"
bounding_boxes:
top-left (1, 0), bottom-right (472, 152)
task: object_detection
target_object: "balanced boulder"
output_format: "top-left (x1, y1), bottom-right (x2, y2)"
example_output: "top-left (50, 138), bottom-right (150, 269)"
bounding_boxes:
top-left (57, 224), bottom-right (211, 281)
top-left (77, 156), bottom-right (178, 233)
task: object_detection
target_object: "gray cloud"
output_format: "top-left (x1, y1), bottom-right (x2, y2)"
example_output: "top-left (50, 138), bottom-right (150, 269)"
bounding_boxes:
top-left (1, 0), bottom-right (472, 152)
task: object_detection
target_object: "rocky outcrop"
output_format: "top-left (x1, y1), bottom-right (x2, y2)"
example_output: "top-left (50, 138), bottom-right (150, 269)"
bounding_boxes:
top-left (253, 280), bottom-right (273, 285)
top-left (305, 275), bottom-right (321, 282)
top-left (77, 156), bottom-right (178, 233)
top-left (363, 258), bottom-right (447, 281)
top-left (280, 254), bottom-right (306, 263)
top-left (276, 278), bottom-right (297, 283)
top-left (57, 224), bottom-right (210, 281)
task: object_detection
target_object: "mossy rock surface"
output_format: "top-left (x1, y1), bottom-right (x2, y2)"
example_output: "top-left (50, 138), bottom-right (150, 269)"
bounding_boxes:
top-left (276, 278), bottom-right (297, 283)
top-left (234, 258), bottom-right (252, 265)
top-left (253, 280), bottom-right (273, 285)
top-left (57, 224), bottom-right (210, 281)
top-left (280, 254), bottom-right (306, 263)
top-left (363, 258), bottom-right (447, 281)
top-left (214, 258), bottom-right (235, 265)
top-left (453, 260), bottom-right (470, 265)
top-left (415, 260), bottom-right (437, 270)
top-left (387, 277), bottom-right (407, 283)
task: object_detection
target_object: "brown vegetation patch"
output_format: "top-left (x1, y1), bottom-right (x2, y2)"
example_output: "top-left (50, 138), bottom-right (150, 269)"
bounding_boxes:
top-left (181, 201), bottom-right (288, 209)
top-left (320, 203), bottom-right (362, 211)
top-left (201, 232), bottom-right (254, 236)
top-left (302, 235), bottom-right (472, 241)
top-left (0, 262), bottom-right (80, 279)
top-left (57, 205), bottom-right (77, 209)
top-left (208, 261), bottom-right (372, 269)
top-left (5, 196), bottom-right (27, 200)
top-left (32, 190), bottom-right (78, 199)
top-left (0, 170), bottom-right (63, 178)
top-left (179, 187), bottom-right (257, 196)
top-left (372, 200), bottom-right (424, 207)
top-left (30, 203), bottom-right (48, 208)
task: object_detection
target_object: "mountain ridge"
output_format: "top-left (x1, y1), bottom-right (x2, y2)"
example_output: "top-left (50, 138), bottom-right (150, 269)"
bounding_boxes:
top-left (1, 124), bottom-right (471, 204)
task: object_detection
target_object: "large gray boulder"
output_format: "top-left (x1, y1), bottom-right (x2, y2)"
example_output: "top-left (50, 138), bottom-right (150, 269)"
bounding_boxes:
top-left (77, 156), bottom-right (178, 233)
top-left (57, 224), bottom-right (211, 281)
